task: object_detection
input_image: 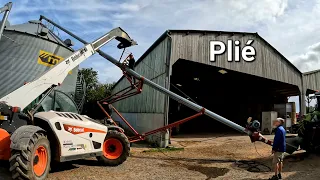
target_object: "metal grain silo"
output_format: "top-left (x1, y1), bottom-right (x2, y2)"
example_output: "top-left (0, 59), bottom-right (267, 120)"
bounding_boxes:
top-left (0, 20), bottom-right (80, 111)
top-left (0, 20), bottom-right (77, 96)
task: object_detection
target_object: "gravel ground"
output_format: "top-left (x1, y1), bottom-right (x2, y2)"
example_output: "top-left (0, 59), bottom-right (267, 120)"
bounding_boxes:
top-left (1, 133), bottom-right (320, 180)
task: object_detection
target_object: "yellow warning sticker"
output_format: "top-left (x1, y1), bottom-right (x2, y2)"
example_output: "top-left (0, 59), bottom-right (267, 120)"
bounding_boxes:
top-left (37, 50), bottom-right (72, 74)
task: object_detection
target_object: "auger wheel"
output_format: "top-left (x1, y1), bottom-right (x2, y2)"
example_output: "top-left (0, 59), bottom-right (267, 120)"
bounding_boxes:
top-left (9, 132), bottom-right (51, 180)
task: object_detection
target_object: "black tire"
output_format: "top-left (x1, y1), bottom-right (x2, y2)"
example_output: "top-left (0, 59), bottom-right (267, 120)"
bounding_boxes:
top-left (96, 130), bottom-right (130, 166)
top-left (9, 132), bottom-right (51, 180)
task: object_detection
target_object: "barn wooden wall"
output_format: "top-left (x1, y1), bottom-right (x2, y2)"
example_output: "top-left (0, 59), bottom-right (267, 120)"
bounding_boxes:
top-left (303, 70), bottom-right (320, 91)
top-left (169, 32), bottom-right (302, 90)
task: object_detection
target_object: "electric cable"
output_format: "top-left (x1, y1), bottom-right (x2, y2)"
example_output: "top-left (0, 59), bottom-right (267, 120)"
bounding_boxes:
top-left (119, 48), bottom-right (127, 62)
top-left (254, 142), bottom-right (266, 158)
top-left (234, 160), bottom-right (271, 172)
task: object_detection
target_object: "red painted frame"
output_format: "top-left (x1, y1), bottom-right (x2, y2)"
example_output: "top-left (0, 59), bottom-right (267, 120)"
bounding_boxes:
top-left (97, 68), bottom-right (204, 143)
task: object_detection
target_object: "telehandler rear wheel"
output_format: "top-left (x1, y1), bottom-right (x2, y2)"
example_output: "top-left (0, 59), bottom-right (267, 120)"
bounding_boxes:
top-left (9, 132), bottom-right (51, 180)
top-left (97, 130), bottom-right (130, 166)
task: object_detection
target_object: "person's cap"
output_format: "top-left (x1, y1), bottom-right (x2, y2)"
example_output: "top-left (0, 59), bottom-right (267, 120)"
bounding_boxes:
top-left (274, 118), bottom-right (285, 124)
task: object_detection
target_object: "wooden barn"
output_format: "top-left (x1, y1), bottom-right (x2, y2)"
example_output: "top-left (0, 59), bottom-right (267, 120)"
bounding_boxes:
top-left (111, 30), bottom-right (320, 147)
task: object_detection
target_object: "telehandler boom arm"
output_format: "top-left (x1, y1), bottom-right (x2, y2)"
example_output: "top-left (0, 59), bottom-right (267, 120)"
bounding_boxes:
top-left (0, 2), bottom-right (12, 41)
top-left (0, 26), bottom-right (137, 110)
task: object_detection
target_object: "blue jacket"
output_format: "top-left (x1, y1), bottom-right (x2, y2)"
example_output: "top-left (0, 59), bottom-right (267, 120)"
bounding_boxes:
top-left (272, 125), bottom-right (286, 152)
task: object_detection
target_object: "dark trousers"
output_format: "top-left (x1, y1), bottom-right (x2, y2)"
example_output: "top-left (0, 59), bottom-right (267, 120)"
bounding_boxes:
top-left (128, 68), bottom-right (136, 85)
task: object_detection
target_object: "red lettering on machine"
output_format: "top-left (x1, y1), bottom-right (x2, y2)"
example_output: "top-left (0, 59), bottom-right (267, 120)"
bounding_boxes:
top-left (63, 124), bottom-right (106, 134)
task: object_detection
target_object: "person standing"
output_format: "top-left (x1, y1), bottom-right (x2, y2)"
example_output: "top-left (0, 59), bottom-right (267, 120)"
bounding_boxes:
top-left (127, 54), bottom-right (136, 85)
top-left (269, 118), bottom-right (286, 180)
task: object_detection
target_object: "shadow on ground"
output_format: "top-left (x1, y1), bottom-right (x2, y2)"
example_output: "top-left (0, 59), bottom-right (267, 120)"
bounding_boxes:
top-left (1, 151), bottom-right (320, 180)
top-left (171, 132), bottom-right (245, 139)
top-left (132, 151), bottom-right (320, 176)
top-left (162, 160), bottom-right (230, 180)
top-left (71, 159), bottom-right (102, 167)
top-left (50, 162), bottom-right (80, 172)
top-left (0, 160), bottom-right (11, 180)
top-left (243, 152), bottom-right (320, 180)
top-left (131, 154), bottom-right (272, 172)
top-left (0, 160), bottom-right (81, 180)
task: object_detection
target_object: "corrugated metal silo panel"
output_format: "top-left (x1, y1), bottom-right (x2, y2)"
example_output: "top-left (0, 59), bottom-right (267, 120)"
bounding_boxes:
top-left (0, 30), bottom-right (77, 98)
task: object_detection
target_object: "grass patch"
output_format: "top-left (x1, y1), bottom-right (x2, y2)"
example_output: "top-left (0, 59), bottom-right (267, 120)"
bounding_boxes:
top-left (142, 147), bottom-right (184, 153)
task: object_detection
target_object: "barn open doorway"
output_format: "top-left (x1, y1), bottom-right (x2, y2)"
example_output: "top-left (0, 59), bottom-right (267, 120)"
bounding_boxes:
top-left (168, 59), bottom-right (300, 135)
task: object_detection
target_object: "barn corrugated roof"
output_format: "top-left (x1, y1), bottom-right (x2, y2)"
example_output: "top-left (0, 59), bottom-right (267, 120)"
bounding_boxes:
top-left (112, 29), bottom-right (302, 89)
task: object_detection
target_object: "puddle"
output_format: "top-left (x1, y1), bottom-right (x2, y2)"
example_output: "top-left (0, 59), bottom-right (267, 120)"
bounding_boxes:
top-left (163, 161), bottom-right (229, 179)
top-left (185, 165), bottom-right (229, 179)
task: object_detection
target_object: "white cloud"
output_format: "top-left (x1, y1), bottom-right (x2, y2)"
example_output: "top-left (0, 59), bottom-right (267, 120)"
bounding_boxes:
top-left (119, 3), bottom-right (141, 12)
top-left (5, 0), bottom-right (320, 83)
top-left (10, 0), bottom-right (115, 13)
top-left (291, 42), bottom-right (320, 72)
top-left (82, 55), bottom-right (123, 84)
top-left (60, 16), bottom-right (109, 23)
top-left (109, 0), bottom-right (289, 30)
top-left (5, 0), bottom-right (320, 114)
top-left (98, 66), bottom-right (123, 84)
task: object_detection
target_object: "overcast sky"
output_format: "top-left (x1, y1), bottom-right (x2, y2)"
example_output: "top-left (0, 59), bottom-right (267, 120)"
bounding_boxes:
top-left (4, 0), bottom-right (320, 112)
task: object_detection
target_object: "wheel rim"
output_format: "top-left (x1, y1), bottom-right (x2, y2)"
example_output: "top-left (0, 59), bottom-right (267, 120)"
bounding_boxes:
top-left (0, 128), bottom-right (11, 160)
top-left (33, 146), bottom-right (48, 176)
top-left (103, 138), bottom-right (123, 160)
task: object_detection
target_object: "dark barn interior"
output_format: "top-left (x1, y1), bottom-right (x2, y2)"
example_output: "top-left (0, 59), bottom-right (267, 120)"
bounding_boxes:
top-left (168, 59), bottom-right (300, 134)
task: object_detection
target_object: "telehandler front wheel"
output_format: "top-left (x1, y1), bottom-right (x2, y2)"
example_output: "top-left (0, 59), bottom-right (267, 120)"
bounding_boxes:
top-left (97, 130), bottom-right (130, 166)
top-left (9, 132), bottom-right (51, 180)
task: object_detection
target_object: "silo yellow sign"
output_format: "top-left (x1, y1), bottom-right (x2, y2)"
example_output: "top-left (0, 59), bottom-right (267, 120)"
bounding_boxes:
top-left (37, 50), bottom-right (72, 74)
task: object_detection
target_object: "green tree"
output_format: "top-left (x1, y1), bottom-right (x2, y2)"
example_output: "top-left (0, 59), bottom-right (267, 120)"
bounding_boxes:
top-left (86, 82), bottom-right (115, 102)
top-left (79, 67), bottom-right (116, 118)
top-left (78, 67), bottom-right (115, 102)
top-left (306, 106), bottom-right (315, 114)
top-left (79, 68), bottom-right (98, 90)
